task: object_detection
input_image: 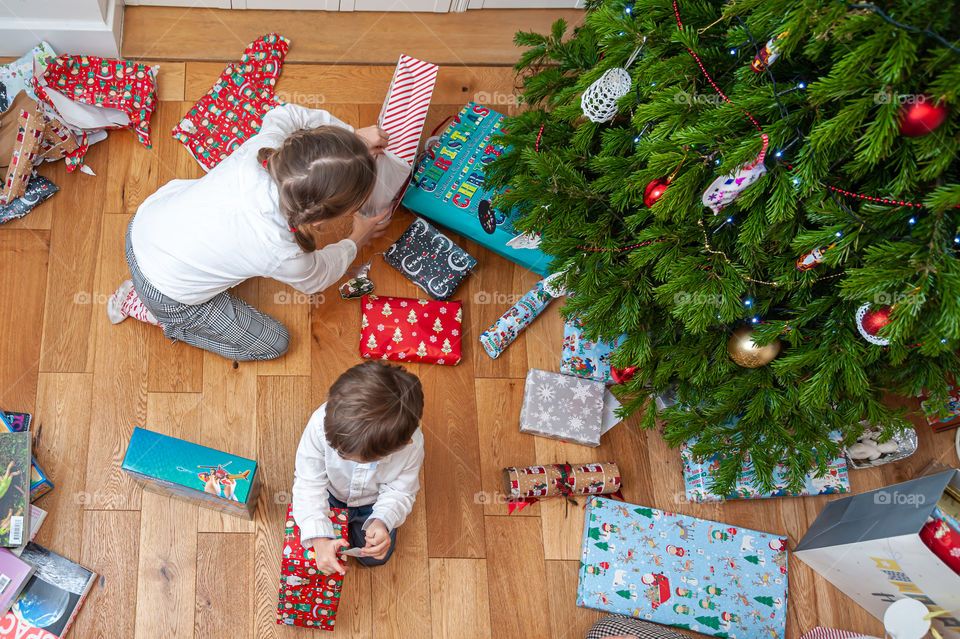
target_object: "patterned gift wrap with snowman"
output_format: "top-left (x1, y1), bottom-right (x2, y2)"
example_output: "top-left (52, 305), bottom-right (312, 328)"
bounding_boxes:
top-left (560, 315), bottom-right (628, 383)
top-left (577, 497), bottom-right (789, 639)
top-left (519, 368), bottom-right (605, 446)
top-left (384, 217), bottom-right (477, 301)
top-left (681, 427), bottom-right (850, 502)
top-left (277, 503), bottom-right (348, 630)
top-left (359, 294), bottom-right (462, 365)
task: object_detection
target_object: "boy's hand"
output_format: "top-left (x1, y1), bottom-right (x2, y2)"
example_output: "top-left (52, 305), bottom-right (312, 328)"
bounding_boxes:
top-left (356, 125), bottom-right (389, 156)
top-left (363, 520), bottom-right (391, 560)
top-left (311, 537), bottom-right (349, 576)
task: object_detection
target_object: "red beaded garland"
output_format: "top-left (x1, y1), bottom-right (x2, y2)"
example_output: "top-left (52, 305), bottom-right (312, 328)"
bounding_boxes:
top-left (672, 1), bottom-right (958, 211)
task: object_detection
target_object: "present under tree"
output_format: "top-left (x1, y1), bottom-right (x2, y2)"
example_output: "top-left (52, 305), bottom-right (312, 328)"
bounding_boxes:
top-left (488, 0), bottom-right (960, 494)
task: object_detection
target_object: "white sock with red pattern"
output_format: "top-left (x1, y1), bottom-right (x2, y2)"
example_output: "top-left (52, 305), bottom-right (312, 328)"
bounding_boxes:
top-left (107, 280), bottom-right (160, 326)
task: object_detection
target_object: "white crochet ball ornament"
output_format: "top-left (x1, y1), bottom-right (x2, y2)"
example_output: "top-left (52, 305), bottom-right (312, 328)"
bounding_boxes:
top-left (581, 67), bottom-right (633, 123)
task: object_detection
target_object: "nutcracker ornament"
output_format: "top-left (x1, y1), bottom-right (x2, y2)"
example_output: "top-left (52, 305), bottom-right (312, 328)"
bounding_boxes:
top-left (727, 326), bottom-right (781, 368)
top-left (796, 244), bottom-right (834, 271)
top-left (751, 32), bottom-right (788, 73)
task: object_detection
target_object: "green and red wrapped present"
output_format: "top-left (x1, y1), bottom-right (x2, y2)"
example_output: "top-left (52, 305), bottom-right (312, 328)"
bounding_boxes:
top-left (360, 294), bottom-right (462, 366)
top-left (277, 503), bottom-right (348, 631)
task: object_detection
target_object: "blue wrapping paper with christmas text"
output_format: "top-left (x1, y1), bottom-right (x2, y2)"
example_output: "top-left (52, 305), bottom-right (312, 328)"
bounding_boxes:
top-left (401, 102), bottom-right (552, 275)
top-left (560, 315), bottom-right (627, 383)
top-left (577, 497), bottom-right (789, 639)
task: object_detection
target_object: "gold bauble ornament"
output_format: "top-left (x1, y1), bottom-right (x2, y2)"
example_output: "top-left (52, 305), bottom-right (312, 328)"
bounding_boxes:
top-left (727, 326), bottom-right (781, 368)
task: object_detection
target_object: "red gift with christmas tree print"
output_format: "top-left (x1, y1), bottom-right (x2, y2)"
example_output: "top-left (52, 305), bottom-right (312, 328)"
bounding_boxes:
top-left (277, 503), bottom-right (348, 631)
top-left (360, 294), bottom-right (462, 365)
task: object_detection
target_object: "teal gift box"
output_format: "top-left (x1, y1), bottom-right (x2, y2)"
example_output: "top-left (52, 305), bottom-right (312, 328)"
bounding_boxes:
top-left (401, 102), bottom-right (552, 275)
top-left (122, 427), bottom-right (260, 518)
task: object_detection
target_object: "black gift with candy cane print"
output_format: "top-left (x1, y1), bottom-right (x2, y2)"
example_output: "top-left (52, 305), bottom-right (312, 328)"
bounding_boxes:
top-left (384, 217), bottom-right (477, 301)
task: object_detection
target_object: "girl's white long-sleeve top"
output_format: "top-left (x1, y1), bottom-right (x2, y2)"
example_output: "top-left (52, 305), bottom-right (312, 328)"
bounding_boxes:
top-left (292, 403), bottom-right (424, 543)
top-left (130, 104), bottom-right (358, 305)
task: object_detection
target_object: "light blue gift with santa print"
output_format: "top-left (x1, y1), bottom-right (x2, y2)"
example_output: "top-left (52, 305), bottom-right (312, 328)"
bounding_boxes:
top-left (577, 496), bottom-right (789, 639)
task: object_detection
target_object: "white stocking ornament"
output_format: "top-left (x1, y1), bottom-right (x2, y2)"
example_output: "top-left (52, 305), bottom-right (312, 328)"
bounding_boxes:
top-left (702, 134), bottom-right (770, 214)
top-left (581, 42), bottom-right (644, 123)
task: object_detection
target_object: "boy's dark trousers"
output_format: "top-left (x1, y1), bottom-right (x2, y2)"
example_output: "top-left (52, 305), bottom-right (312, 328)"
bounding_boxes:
top-left (327, 493), bottom-right (397, 566)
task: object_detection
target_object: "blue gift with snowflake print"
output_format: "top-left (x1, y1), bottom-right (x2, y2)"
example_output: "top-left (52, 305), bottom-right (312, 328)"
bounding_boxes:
top-left (519, 368), bottom-right (605, 446)
top-left (560, 315), bottom-right (628, 383)
top-left (577, 497), bottom-right (789, 639)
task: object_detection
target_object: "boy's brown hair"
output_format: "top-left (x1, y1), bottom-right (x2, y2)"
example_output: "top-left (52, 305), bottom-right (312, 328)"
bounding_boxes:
top-left (324, 361), bottom-right (424, 461)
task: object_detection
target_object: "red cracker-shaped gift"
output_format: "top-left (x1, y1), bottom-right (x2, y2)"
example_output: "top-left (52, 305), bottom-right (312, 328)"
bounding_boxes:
top-left (277, 504), bottom-right (348, 630)
top-left (360, 294), bottom-right (463, 365)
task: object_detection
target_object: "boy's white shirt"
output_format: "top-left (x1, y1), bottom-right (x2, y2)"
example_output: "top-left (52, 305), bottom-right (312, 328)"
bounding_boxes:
top-left (130, 104), bottom-right (358, 305)
top-left (292, 403), bottom-right (424, 544)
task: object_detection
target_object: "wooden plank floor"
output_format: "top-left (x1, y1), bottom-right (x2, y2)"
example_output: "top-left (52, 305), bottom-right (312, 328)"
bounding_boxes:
top-left (1, 12), bottom-right (958, 638)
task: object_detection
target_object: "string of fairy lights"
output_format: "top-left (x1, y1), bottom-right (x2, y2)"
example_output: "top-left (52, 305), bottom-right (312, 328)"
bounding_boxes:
top-left (553, 0), bottom-right (959, 329)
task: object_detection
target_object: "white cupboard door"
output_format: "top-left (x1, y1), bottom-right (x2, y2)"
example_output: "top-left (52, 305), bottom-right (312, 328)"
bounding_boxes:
top-left (236, 0), bottom-right (341, 8)
top-left (350, 0), bottom-right (453, 11)
top-left (466, 0), bottom-right (582, 7)
top-left (125, 0), bottom-right (232, 6)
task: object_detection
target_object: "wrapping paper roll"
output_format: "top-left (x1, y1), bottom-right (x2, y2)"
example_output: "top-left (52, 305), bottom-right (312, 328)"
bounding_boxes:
top-left (503, 462), bottom-right (620, 500)
top-left (479, 278), bottom-right (554, 359)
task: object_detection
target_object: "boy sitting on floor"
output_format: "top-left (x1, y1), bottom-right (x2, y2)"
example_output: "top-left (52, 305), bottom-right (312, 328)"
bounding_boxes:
top-left (292, 361), bottom-right (424, 574)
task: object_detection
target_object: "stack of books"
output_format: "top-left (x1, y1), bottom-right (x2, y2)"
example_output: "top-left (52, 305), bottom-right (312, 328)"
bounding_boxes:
top-left (0, 410), bottom-right (96, 638)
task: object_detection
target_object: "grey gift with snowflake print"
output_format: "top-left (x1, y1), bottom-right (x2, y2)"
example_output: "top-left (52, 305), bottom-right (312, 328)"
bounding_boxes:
top-left (384, 217), bottom-right (477, 301)
top-left (518, 368), bottom-right (605, 447)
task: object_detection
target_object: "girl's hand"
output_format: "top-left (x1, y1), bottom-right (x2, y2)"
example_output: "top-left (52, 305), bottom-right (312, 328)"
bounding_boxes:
top-left (348, 208), bottom-right (391, 249)
top-left (311, 537), bottom-right (349, 576)
top-left (356, 126), bottom-right (389, 156)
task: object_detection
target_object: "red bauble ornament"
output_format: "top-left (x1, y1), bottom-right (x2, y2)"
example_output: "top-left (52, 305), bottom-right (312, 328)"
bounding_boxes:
top-left (898, 96), bottom-right (948, 137)
top-left (610, 365), bottom-right (638, 385)
top-left (856, 303), bottom-right (893, 346)
top-left (644, 177), bottom-right (670, 207)
top-left (861, 305), bottom-right (892, 335)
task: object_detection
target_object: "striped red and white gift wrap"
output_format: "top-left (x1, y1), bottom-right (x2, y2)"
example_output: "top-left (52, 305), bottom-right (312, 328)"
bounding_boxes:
top-left (378, 54), bottom-right (438, 166)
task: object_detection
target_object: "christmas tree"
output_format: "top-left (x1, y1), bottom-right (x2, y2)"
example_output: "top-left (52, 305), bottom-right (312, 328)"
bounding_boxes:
top-left (488, 0), bottom-right (960, 494)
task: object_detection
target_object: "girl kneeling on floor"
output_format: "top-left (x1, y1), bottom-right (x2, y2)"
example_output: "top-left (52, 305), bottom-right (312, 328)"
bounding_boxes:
top-left (108, 104), bottom-right (390, 361)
